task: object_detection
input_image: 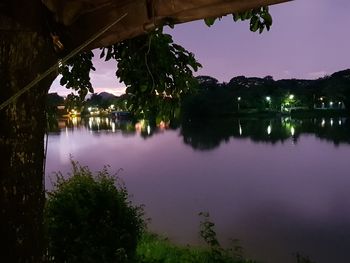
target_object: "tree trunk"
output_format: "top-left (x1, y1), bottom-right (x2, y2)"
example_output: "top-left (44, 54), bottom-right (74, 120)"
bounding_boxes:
top-left (0, 2), bottom-right (56, 262)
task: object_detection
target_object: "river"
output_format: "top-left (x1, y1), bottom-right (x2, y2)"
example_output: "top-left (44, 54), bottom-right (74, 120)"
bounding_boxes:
top-left (46, 116), bottom-right (350, 263)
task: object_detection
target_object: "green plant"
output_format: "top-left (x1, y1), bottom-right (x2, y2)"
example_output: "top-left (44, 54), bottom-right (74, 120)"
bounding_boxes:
top-left (45, 161), bottom-right (144, 263)
top-left (199, 212), bottom-right (255, 263)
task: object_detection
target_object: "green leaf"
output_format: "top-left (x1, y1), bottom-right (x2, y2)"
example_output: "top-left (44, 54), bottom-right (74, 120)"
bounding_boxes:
top-left (259, 24), bottom-right (264, 34)
top-left (106, 50), bottom-right (113, 61)
top-left (232, 13), bottom-right (240, 22)
top-left (100, 48), bottom-right (105, 59)
top-left (204, 17), bottom-right (216, 27)
top-left (262, 12), bottom-right (273, 26)
top-left (60, 77), bottom-right (67, 86)
top-left (250, 16), bottom-right (259, 32)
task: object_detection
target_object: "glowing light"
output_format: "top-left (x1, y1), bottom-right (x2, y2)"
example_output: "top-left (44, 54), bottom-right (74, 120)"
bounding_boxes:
top-left (237, 97), bottom-right (241, 101)
top-left (330, 118), bottom-right (333, 126)
top-left (321, 118), bottom-right (325, 127)
top-left (159, 121), bottom-right (166, 130)
top-left (135, 123), bottom-right (142, 133)
top-left (239, 125), bottom-right (242, 135)
top-left (339, 119), bottom-right (342, 125)
top-left (147, 125), bottom-right (151, 135)
top-left (330, 101), bottom-right (333, 106)
top-left (289, 94), bottom-right (294, 99)
top-left (88, 107), bottom-right (92, 112)
top-left (266, 96), bottom-right (271, 102)
top-left (72, 117), bottom-right (78, 126)
top-left (88, 118), bottom-right (93, 129)
top-left (267, 125), bottom-right (272, 135)
top-left (111, 122), bottom-right (115, 133)
top-left (135, 119), bottom-right (145, 133)
top-left (291, 126), bottom-right (295, 136)
top-left (320, 97), bottom-right (323, 101)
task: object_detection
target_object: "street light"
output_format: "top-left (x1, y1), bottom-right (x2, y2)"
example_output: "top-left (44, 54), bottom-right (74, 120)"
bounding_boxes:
top-left (237, 97), bottom-right (241, 111)
top-left (266, 96), bottom-right (271, 110)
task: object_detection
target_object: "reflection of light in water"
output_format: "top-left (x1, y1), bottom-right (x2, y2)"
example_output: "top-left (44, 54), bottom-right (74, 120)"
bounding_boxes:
top-left (267, 125), bottom-right (272, 135)
top-left (291, 126), bottom-right (295, 136)
top-left (147, 125), bottom-right (151, 135)
top-left (65, 127), bottom-right (68, 137)
top-left (111, 122), bottom-right (115, 133)
top-left (330, 118), bottom-right (333, 127)
top-left (159, 121), bottom-right (166, 130)
top-left (135, 119), bottom-right (145, 134)
top-left (339, 118), bottom-right (342, 126)
top-left (135, 122), bottom-right (142, 133)
top-left (72, 117), bottom-right (78, 126)
top-left (239, 124), bottom-right (242, 136)
top-left (88, 118), bottom-right (93, 129)
top-left (96, 117), bottom-right (101, 130)
top-left (321, 119), bottom-right (325, 127)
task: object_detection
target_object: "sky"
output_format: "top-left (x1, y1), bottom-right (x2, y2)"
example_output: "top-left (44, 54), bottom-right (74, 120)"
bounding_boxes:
top-left (50, 0), bottom-right (350, 96)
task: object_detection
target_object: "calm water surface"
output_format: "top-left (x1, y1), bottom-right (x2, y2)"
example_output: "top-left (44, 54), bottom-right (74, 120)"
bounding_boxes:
top-left (46, 117), bottom-right (350, 263)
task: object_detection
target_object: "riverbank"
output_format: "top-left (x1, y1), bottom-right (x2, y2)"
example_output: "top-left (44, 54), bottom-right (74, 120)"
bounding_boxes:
top-left (137, 232), bottom-right (255, 263)
top-left (137, 233), bottom-right (315, 263)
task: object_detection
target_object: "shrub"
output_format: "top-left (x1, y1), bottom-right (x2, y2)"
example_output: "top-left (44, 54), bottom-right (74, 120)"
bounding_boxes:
top-left (45, 161), bottom-right (144, 263)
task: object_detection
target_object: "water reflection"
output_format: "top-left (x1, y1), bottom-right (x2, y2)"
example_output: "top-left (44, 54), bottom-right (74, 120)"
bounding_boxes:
top-left (46, 115), bottom-right (350, 263)
top-left (181, 117), bottom-right (350, 150)
top-left (48, 116), bottom-right (350, 149)
top-left (48, 117), bottom-right (174, 139)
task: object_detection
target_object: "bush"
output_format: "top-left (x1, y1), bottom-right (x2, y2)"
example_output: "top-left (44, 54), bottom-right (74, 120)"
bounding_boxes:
top-left (45, 161), bottom-right (144, 263)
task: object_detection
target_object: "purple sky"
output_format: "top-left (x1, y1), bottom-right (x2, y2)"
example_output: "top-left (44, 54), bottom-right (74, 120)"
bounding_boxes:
top-left (50, 0), bottom-right (350, 96)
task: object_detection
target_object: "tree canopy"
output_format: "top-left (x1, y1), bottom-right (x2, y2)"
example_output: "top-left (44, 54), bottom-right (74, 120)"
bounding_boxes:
top-left (57, 6), bottom-right (277, 118)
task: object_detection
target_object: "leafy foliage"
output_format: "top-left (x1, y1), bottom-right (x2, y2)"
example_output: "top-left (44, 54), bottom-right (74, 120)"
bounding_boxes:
top-left (100, 28), bottom-right (201, 115)
top-left (199, 212), bottom-right (250, 263)
top-left (45, 161), bottom-right (144, 263)
top-left (205, 6), bottom-right (273, 34)
top-left (136, 213), bottom-right (253, 263)
top-left (59, 51), bottom-right (95, 99)
top-left (57, 8), bottom-right (274, 118)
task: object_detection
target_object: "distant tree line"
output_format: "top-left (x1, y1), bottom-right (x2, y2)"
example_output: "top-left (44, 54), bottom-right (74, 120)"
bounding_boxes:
top-left (47, 69), bottom-right (350, 119)
top-left (181, 69), bottom-right (350, 119)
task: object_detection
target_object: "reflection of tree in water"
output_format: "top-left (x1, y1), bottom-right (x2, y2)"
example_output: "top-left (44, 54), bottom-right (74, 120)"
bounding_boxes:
top-left (50, 116), bottom-right (350, 150)
top-left (180, 119), bottom-right (233, 150)
top-left (180, 116), bottom-right (350, 150)
top-left (234, 118), bottom-right (293, 144)
top-left (49, 117), bottom-right (176, 139)
top-left (299, 117), bottom-right (350, 146)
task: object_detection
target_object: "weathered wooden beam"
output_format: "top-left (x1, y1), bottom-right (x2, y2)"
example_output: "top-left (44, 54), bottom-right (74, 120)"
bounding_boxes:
top-left (157, 0), bottom-right (290, 23)
top-left (42, 0), bottom-right (292, 50)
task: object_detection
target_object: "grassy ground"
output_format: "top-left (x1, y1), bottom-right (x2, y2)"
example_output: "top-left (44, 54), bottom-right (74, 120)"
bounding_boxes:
top-left (136, 233), bottom-right (255, 263)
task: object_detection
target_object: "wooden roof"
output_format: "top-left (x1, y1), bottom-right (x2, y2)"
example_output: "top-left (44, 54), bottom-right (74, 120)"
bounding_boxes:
top-left (42, 0), bottom-right (291, 49)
